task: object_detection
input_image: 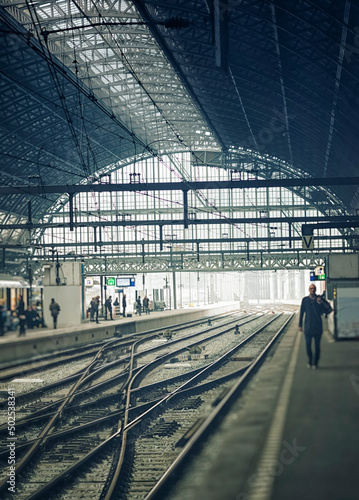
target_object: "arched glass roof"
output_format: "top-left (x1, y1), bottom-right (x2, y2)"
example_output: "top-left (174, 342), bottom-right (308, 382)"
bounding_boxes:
top-left (1, 1), bottom-right (359, 272)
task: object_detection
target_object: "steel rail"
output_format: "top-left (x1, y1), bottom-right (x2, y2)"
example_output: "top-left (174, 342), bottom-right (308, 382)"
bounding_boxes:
top-left (144, 313), bottom-right (294, 500)
top-left (104, 314), bottom-right (283, 499)
top-left (0, 336), bottom-right (126, 495)
top-left (0, 312), bottom-right (238, 433)
top-left (4, 312), bottom-right (277, 499)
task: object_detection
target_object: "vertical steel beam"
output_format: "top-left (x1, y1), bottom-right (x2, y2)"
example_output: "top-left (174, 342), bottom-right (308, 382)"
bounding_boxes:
top-left (183, 190), bottom-right (189, 228)
top-left (172, 271), bottom-right (177, 310)
top-left (69, 194), bottom-right (74, 231)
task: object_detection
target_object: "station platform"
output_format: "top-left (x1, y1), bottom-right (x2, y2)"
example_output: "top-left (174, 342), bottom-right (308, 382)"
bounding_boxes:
top-left (168, 316), bottom-right (359, 500)
top-left (0, 302), bottom-right (238, 366)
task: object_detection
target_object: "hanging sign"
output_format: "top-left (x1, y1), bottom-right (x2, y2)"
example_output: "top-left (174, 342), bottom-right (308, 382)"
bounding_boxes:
top-left (302, 235), bottom-right (314, 250)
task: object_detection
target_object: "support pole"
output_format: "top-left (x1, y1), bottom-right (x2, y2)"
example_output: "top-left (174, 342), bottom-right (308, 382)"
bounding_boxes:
top-left (159, 225), bottom-right (163, 251)
top-left (27, 201), bottom-right (32, 224)
top-left (172, 271), bottom-right (177, 310)
top-left (69, 194), bottom-right (74, 231)
top-left (183, 190), bottom-right (188, 228)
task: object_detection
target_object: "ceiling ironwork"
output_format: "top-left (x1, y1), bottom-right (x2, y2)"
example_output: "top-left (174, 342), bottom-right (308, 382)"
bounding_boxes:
top-left (1, 0), bottom-right (359, 273)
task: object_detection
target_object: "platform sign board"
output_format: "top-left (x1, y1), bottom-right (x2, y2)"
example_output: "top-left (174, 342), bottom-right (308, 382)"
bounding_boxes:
top-left (302, 235), bottom-right (314, 249)
top-left (116, 277), bottom-right (135, 287)
top-left (106, 277), bottom-right (116, 286)
top-left (310, 271), bottom-right (325, 281)
top-left (310, 265), bottom-right (325, 281)
top-left (315, 265), bottom-right (325, 276)
top-left (85, 278), bottom-right (93, 287)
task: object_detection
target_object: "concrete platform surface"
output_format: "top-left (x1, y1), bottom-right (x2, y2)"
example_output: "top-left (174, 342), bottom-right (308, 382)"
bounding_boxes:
top-left (271, 332), bottom-right (359, 500)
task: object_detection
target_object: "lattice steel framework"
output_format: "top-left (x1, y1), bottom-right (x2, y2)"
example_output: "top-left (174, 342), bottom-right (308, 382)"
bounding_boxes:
top-left (1, 0), bottom-right (359, 274)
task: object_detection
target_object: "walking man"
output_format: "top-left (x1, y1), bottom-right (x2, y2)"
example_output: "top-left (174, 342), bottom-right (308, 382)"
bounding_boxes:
top-left (49, 298), bottom-right (61, 329)
top-left (298, 284), bottom-right (332, 369)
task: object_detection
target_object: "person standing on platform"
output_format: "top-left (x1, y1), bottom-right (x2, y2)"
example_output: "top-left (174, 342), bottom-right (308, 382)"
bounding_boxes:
top-left (122, 294), bottom-right (127, 317)
top-left (89, 298), bottom-right (95, 322)
top-left (143, 295), bottom-right (150, 314)
top-left (105, 296), bottom-right (113, 320)
top-left (17, 295), bottom-right (25, 317)
top-left (136, 296), bottom-right (142, 316)
top-left (0, 304), bottom-right (6, 336)
top-left (93, 296), bottom-right (100, 323)
top-left (16, 295), bottom-right (26, 336)
top-left (49, 298), bottom-right (60, 329)
top-left (298, 284), bottom-right (332, 369)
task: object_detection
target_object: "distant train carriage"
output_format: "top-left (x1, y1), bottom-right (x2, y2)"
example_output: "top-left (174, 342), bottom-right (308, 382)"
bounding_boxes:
top-left (0, 275), bottom-right (43, 333)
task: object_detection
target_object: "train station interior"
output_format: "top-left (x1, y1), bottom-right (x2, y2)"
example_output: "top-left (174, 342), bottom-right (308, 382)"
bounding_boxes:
top-left (0, 1), bottom-right (359, 499)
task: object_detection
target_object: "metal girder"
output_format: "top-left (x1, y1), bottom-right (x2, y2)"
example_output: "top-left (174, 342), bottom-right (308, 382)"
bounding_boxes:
top-left (0, 176), bottom-right (358, 196)
top-left (1, 215), bottom-right (359, 231)
top-left (1, 234), bottom-right (354, 251)
top-left (80, 251), bottom-right (326, 274)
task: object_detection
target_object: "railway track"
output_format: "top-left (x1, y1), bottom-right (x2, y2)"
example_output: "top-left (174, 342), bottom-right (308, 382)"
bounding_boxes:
top-left (0, 312), bottom-right (248, 457)
top-left (0, 308), bottom-right (293, 499)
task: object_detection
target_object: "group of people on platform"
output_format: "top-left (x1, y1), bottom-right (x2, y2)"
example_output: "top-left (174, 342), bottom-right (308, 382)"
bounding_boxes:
top-left (88, 293), bottom-right (151, 321)
top-left (135, 295), bottom-right (150, 316)
top-left (0, 296), bottom-right (61, 337)
top-left (89, 294), bottom-right (127, 321)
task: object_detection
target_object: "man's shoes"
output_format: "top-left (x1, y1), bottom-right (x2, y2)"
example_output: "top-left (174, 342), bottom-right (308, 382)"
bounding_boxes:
top-left (306, 363), bottom-right (311, 368)
top-left (312, 365), bottom-right (318, 370)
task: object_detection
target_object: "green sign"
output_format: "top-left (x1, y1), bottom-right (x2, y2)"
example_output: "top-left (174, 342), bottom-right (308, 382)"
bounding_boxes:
top-left (106, 277), bottom-right (115, 286)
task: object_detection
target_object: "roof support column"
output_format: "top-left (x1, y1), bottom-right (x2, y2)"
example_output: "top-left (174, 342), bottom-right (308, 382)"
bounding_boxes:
top-left (69, 194), bottom-right (74, 231)
top-left (172, 271), bottom-right (177, 310)
top-left (159, 226), bottom-right (163, 251)
top-left (183, 190), bottom-right (189, 228)
top-left (27, 201), bottom-right (32, 224)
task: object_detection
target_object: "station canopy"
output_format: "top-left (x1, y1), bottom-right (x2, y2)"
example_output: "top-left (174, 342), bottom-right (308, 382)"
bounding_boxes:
top-left (1, 1), bottom-right (359, 272)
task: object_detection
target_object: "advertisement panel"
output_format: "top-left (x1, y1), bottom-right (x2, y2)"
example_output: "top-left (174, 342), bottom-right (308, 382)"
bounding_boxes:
top-left (336, 287), bottom-right (359, 339)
